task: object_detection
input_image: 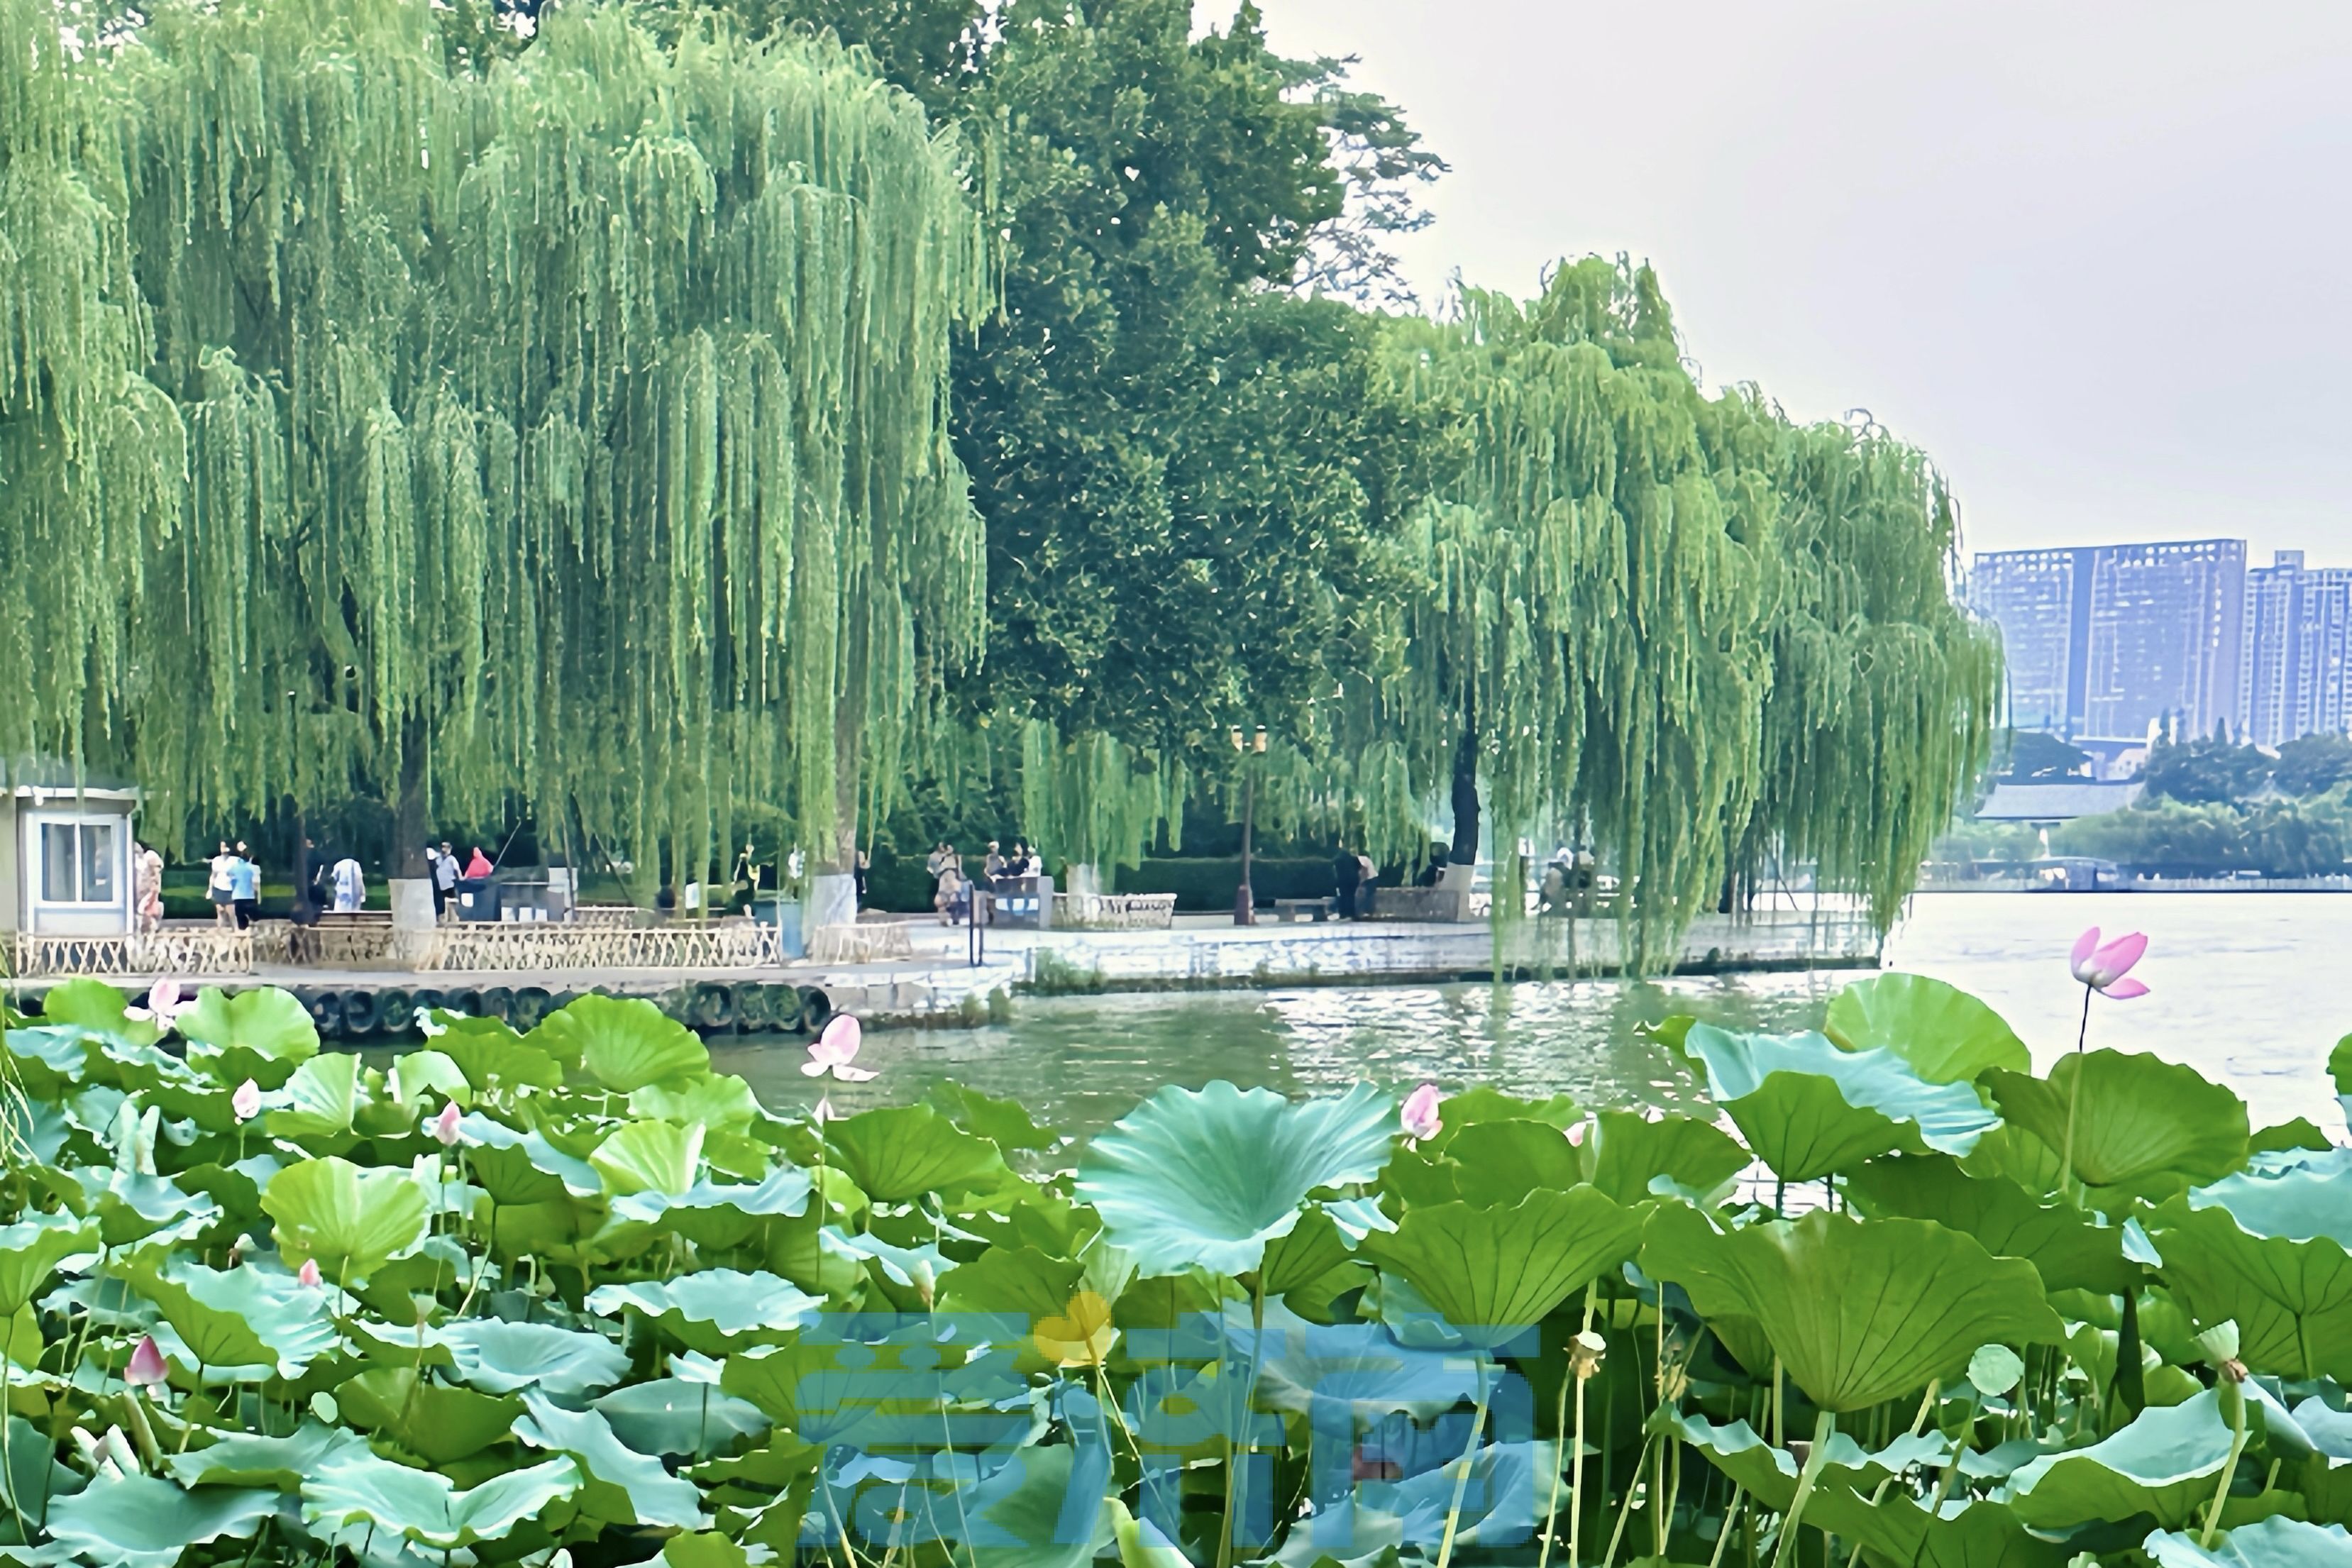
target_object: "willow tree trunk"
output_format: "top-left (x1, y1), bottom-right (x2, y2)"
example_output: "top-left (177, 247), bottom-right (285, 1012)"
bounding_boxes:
top-left (1447, 719), bottom-right (1480, 868)
top-left (394, 722), bottom-right (429, 877)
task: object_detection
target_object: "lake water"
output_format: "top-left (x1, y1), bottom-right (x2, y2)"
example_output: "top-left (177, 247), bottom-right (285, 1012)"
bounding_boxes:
top-left (709, 893), bottom-right (2350, 1139)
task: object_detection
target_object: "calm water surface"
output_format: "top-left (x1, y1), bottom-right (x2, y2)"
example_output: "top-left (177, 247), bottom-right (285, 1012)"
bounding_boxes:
top-left (709, 893), bottom-right (2350, 1139)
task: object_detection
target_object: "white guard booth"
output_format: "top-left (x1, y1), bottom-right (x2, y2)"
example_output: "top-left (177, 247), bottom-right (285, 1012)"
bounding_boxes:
top-left (0, 765), bottom-right (140, 939)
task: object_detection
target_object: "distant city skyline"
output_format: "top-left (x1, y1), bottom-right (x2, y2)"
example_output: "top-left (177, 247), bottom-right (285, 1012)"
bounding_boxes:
top-left (1251, 0), bottom-right (2352, 562)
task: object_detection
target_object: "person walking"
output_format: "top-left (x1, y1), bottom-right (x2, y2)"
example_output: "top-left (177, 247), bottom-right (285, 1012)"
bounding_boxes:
top-left (133, 843), bottom-right (165, 934)
top-left (331, 852), bottom-right (366, 913)
top-left (1332, 842), bottom-right (1362, 921)
top-left (463, 845), bottom-right (494, 880)
top-left (228, 841), bottom-right (261, 929)
top-left (206, 841), bottom-right (239, 929)
top-left (431, 841), bottom-right (459, 918)
top-left (932, 845), bottom-right (965, 924)
top-left (982, 840), bottom-right (1006, 890)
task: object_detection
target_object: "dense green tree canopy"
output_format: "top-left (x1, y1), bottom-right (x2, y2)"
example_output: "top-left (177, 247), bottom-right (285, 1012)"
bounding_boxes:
top-left (2, 0), bottom-right (985, 885)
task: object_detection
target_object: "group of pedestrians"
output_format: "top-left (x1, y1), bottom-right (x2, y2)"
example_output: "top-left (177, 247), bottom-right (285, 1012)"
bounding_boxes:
top-left (926, 838), bottom-right (1042, 922)
top-left (424, 841), bottom-right (495, 917)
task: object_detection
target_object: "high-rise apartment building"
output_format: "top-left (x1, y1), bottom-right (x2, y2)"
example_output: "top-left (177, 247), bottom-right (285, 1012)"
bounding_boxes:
top-left (1970, 539), bottom-right (2246, 741)
top-left (2240, 550), bottom-right (2352, 746)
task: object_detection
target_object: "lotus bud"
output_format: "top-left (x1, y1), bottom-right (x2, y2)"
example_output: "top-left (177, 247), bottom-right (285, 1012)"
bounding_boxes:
top-left (231, 1078), bottom-right (262, 1122)
top-left (912, 1258), bottom-right (937, 1309)
top-left (1399, 1083), bottom-right (1442, 1143)
top-left (297, 1259), bottom-right (322, 1288)
top-left (1568, 1328), bottom-right (1607, 1381)
top-left (123, 1335), bottom-right (170, 1390)
top-left (431, 1100), bottom-right (463, 1147)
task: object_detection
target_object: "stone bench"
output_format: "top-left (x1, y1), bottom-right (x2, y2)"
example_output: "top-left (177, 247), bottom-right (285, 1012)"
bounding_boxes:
top-left (1269, 897), bottom-right (1336, 923)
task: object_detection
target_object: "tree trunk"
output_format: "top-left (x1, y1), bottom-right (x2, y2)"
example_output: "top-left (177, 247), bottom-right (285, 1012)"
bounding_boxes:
top-left (1448, 717), bottom-right (1480, 867)
top-left (392, 719), bottom-right (429, 876)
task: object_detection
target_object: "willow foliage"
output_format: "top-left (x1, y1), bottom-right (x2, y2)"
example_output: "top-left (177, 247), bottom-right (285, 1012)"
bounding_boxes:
top-left (1, 0), bottom-right (985, 876)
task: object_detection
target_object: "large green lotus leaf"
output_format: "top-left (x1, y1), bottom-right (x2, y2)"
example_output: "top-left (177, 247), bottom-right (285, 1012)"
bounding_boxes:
top-left (39, 978), bottom-right (162, 1049)
top-left (660, 1534), bottom-right (755, 1568)
top-left (1414, 1086), bottom-right (1581, 1157)
top-left (516, 1389), bottom-right (705, 1529)
top-left (1667, 1410), bottom-right (1953, 1512)
top-left (1362, 1188), bottom-right (1642, 1348)
top-left (1579, 1110), bottom-right (1750, 1205)
top-left (456, 1114), bottom-right (602, 1204)
top-left (1246, 1298), bottom-right (1484, 1425)
top-left (2144, 1518), bottom-right (2352, 1567)
top-left (262, 1155), bottom-right (430, 1283)
top-left (585, 1269), bottom-right (826, 1356)
top-left (165, 1422), bottom-right (362, 1490)
top-left (2293, 1397), bottom-right (2352, 1528)
top-left (178, 985), bottom-right (320, 1089)
top-left (1682, 1025), bottom-right (1999, 1181)
top-left (302, 1448), bottom-right (580, 1551)
top-left (1077, 1081), bottom-right (1396, 1278)
top-left (0, 1213), bottom-right (97, 1317)
top-left (70, 1167), bottom-right (221, 1249)
top-left (631, 1073), bottom-right (761, 1133)
top-left (592, 1119), bottom-right (704, 1196)
top-left (126, 1257), bottom-right (336, 1378)
top-left (1442, 1120), bottom-right (1582, 1207)
top-left (1824, 972), bottom-right (2031, 1083)
top-left (957, 1444), bottom-right (1111, 1568)
top-left (436, 1017), bottom-right (563, 1093)
top-left (337, 1367), bottom-right (523, 1464)
top-left (529, 994), bottom-right (708, 1091)
top-left (1250, 1205), bottom-right (1359, 1301)
top-left (264, 1051), bottom-right (363, 1145)
top-left (1999, 1388), bottom-right (2234, 1530)
top-left (2188, 1148), bottom-right (2352, 1245)
top-left (609, 1168), bottom-right (814, 1252)
top-left (937, 1244), bottom-right (1084, 1330)
top-left (1985, 1051), bottom-right (2248, 1203)
top-left (407, 1318), bottom-right (630, 1398)
top-left (390, 1049), bottom-right (470, 1111)
top-left (825, 1103), bottom-right (1009, 1204)
top-left (928, 1082), bottom-right (1060, 1151)
top-left (175, 1154), bottom-right (282, 1225)
top-left (1845, 1154), bottom-right (2135, 1296)
top-left (2143, 1200), bottom-right (2352, 1382)
top-left (594, 1376), bottom-right (768, 1457)
top-left (1641, 1206), bottom-right (2063, 1413)
top-left (2, 1025), bottom-right (99, 1097)
top-left (45, 1473), bottom-right (275, 1568)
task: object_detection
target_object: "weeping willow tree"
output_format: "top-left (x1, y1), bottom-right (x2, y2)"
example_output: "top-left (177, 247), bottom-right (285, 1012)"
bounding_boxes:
top-left (1302, 258), bottom-right (1996, 964)
top-left (1, 0), bottom-right (985, 888)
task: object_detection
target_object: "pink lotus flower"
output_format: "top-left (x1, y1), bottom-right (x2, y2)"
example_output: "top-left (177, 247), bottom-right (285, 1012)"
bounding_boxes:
top-left (124, 1335), bottom-right (169, 1389)
top-left (802, 1015), bottom-right (876, 1081)
top-left (231, 1078), bottom-right (262, 1122)
top-left (1566, 1115), bottom-right (1592, 1147)
top-left (126, 979), bottom-right (192, 1032)
top-left (297, 1259), bottom-right (321, 1288)
top-left (430, 1100), bottom-right (463, 1147)
top-left (1399, 1083), bottom-right (1442, 1142)
top-left (2070, 927), bottom-right (2150, 999)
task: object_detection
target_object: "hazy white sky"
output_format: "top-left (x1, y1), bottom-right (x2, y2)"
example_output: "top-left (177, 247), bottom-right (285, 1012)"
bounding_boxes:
top-left (1247, 0), bottom-right (2352, 563)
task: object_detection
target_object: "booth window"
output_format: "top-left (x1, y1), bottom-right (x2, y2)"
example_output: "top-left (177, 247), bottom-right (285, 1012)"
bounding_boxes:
top-left (40, 822), bottom-right (116, 905)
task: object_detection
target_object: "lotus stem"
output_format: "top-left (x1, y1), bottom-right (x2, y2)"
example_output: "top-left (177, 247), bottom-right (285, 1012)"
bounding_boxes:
top-left (2058, 983), bottom-right (2092, 1200)
top-left (2201, 1378), bottom-right (2249, 1549)
top-left (1769, 1409), bottom-right (1835, 1568)
top-left (1600, 1430), bottom-right (1655, 1568)
top-left (1706, 1493), bottom-right (1743, 1568)
top-left (1848, 1383), bottom-right (1938, 1568)
top-left (1433, 1360), bottom-right (1493, 1568)
top-left (0, 1349), bottom-right (21, 1542)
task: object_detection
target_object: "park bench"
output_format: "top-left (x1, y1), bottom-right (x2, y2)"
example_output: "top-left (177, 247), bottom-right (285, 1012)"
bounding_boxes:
top-left (291, 910), bottom-right (399, 966)
top-left (1270, 897), bottom-right (1337, 923)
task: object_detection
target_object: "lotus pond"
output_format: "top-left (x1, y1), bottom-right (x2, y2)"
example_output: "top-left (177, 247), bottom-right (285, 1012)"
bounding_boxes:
top-left (0, 964), bottom-right (2346, 1568)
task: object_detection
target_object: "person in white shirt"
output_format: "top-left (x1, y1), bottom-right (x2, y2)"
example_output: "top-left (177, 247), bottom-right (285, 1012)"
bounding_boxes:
top-left (331, 856), bottom-right (365, 913)
top-left (206, 841), bottom-right (239, 929)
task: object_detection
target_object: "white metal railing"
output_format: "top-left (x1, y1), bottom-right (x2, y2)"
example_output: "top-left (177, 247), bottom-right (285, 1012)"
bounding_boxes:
top-left (12, 929), bottom-right (255, 978)
top-left (1054, 892), bottom-right (1178, 930)
top-left (412, 921), bottom-right (778, 972)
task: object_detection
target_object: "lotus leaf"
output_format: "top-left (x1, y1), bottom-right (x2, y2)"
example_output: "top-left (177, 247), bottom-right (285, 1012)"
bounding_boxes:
top-left (70, 1169), bottom-right (219, 1249)
top-left (1682, 1025), bottom-right (1999, 1180)
top-left (1844, 1154), bottom-right (2136, 1296)
top-left (609, 1167), bottom-right (813, 1252)
top-left (456, 1114), bottom-right (602, 1203)
top-left (958, 1444), bottom-right (1113, 1568)
top-left (1577, 1109), bottom-right (1749, 1205)
top-left (301, 1448), bottom-right (580, 1550)
top-left (937, 1244), bottom-right (1087, 1337)
top-left (1269, 1439), bottom-right (1555, 1562)
top-left (426, 1318), bottom-right (630, 1398)
top-left (126, 1257), bottom-right (336, 1379)
top-left (436, 1017), bottom-right (562, 1093)
top-left (1999, 1388), bottom-right (2235, 1529)
top-left (1362, 1188), bottom-right (1642, 1349)
top-left (1667, 1410), bottom-right (1953, 1511)
top-left (515, 1388), bottom-right (705, 1528)
top-left (261, 1156), bottom-right (430, 1283)
top-left (1986, 1051), bottom-right (2249, 1203)
top-left (36, 980), bottom-right (160, 1049)
top-left (0, 1215), bottom-right (96, 1317)
top-left (1078, 1082), bottom-right (1396, 1278)
top-left (44, 1473), bottom-right (275, 1568)
top-left (164, 1422), bottom-right (361, 1489)
top-left (390, 1049), bottom-right (470, 1110)
top-left (529, 994), bottom-right (708, 1091)
top-left (1641, 1207), bottom-right (2063, 1412)
top-left (592, 1118), bottom-right (704, 1196)
top-left (177, 986), bottom-right (320, 1089)
top-left (1441, 1120), bottom-right (1583, 1207)
top-left (2144, 1518), bottom-right (2352, 1567)
top-left (632, 1073), bottom-right (762, 1131)
top-left (336, 1366), bottom-right (523, 1464)
top-left (594, 1377), bottom-right (769, 1457)
top-left (929, 1083), bottom-right (1060, 1150)
top-left (1250, 1205), bottom-right (1359, 1298)
top-left (2145, 1194), bottom-right (2352, 1382)
top-left (1, 1026), bottom-right (97, 1098)
top-left (264, 1051), bottom-right (363, 1144)
top-left (1823, 971), bottom-right (2031, 1083)
top-left (1243, 1299), bottom-right (1485, 1425)
top-left (1413, 1086), bottom-right (1581, 1158)
top-left (585, 1269), bottom-right (825, 1355)
top-left (825, 1103), bottom-right (1010, 1204)
top-left (661, 1534), bottom-right (755, 1568)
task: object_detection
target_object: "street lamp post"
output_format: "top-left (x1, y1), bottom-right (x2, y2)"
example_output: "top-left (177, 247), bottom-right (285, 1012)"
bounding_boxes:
top-left (1233, 724), bottom-right (1267, 925)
